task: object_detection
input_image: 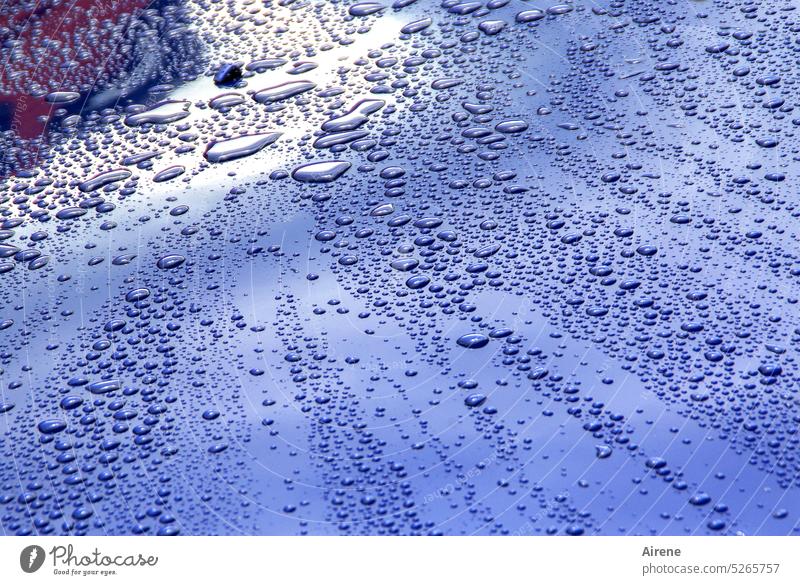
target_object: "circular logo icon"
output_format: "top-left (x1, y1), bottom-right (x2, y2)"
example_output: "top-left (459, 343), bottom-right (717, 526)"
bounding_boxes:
top-left (20, 545), bottom-right (46, 573)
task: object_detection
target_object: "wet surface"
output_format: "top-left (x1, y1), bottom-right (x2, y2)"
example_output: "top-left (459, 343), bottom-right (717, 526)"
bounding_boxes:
top-left (0, 0), bottom-right (799, 535)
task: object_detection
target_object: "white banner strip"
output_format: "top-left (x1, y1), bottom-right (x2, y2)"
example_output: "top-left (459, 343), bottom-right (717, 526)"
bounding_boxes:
top-left (2, 537), bottom-right (797, 584)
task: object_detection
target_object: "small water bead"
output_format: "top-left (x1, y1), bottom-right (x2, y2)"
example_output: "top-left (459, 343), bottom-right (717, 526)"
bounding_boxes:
top-left (287, 61), bottom-right (318, 75)
top-left (125, 288), bottom-right (151, 302)
top-left (405, 275), bottom-right (430, 289)
top-left (204, 132), bottom-right (282, 163)
top-left (45, 91), bottom-right (80, 104)
top-left (388, 215), bottom-right (411, 227)
top-left (370, 203), bottom-right (394, 217)
top-left (645, 457), bottom-right (667, 470)
top-left (315, 230), bottom-right (337, 242)
top-left (38, 419), bottom-right (67, 434)
top-left (153, 165), bottom-right (185, 182)
top-left (253, 81), bottom-right (317, 104)
top-left (350, 3), bottom-right (386, 16)
top-left (122, 151), bottom-right (161, 166)
top-left (56, 207), bottom-right (88, 220)
top-left (456, 333), bottom-right (490, 349)
top-left (60, 396), bottom-right (84, 410)
top-left (758, 364), bottom-right (782, 377)
top-left (595, 445), bottom-right (613, 459)
top-left (314, 130), bottom-right (369, 149)
top-left (124, 100), bottom-right (191, 126)
top-left (516, 9), bottom-right (545, 22)
top-left (246, 58), bottom-right (287, 72)
top-left (689, 493), bottom-right (712, 506)
top-left (322, 99), bottom-right (384, 133)
top-left (431, 78), bottom-right (462, 90)
top-left (391, 258), bottom-right (419, 271)
top-left (78, 168), bottom-right (132, 193)
top-left (495, 120), bottom-right (528, 134)
top-left (414, 217), bottom-right (442, 229)
top-left (400, 18), bottom-right (432, 34)
top-left (549, 4), bottom-right (575, 14)
top-left (209, 93), bottom-right (245, 110)
top-left (104, 319), bottom-right (126, 332)
top-left (464, 394), bottom-right (487, 407)
top-left (477, 20), bottom-right (506, 36)
top-left (87, 380), bottom-right (121, 395)
top-left (28, 256), bottom-right (49, 270)
top-left (291, 161), bottom-right (351, 183)
top-left (156, 254), bottom-right (186, 270)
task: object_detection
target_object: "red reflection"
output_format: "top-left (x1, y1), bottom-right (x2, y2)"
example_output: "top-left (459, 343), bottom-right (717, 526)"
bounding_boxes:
top-left (0, 0), bottom-right (152, 140)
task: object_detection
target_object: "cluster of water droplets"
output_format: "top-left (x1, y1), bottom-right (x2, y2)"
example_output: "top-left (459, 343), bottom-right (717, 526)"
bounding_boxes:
top-left (0, 0), bottom-right (799, 535)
